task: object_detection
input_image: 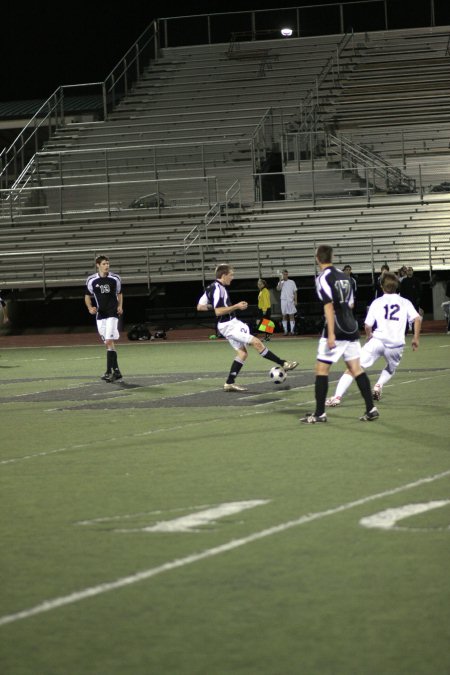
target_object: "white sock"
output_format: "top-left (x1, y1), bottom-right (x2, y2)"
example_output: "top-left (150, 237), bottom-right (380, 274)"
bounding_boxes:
top-left (376, 369), bottom-right (393, 388)
top-left (335, 372), bottom-right (354, 399)
top-left (282, 320), bottom-right (288, 333)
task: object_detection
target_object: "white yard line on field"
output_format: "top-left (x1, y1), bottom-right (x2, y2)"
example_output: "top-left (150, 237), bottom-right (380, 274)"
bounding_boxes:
top-left (0, 468), bottom-right (449, 627)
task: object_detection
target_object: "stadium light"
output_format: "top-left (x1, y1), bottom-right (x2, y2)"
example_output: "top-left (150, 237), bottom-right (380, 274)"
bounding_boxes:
top-left (281, 27), bottom-right (293, 37)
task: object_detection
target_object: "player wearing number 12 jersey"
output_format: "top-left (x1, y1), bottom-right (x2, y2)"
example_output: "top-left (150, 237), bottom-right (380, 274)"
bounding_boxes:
top-left (326, 272), bottom-right (420, 406)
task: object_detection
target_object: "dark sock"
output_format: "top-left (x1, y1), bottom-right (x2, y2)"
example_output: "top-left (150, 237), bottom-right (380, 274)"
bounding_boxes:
top-left (260, 347), bottom-right (284, 366)
top-left (315, 375), bottom-right (328, 417)
top-left (226, 360), bottom-right (244, 384)
top-left (111, 351), bottom-right (119, 370)
top-left (355, 372), bottom-right (374, 413)
top-left (106, 350), bottom-right (114, 372)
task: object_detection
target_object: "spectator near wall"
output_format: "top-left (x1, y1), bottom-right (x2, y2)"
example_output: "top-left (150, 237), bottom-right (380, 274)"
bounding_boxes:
top-left (399, 266), bottom-right (421, 312)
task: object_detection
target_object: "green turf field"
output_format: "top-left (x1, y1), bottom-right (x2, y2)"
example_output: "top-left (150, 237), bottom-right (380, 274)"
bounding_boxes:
top-left (1, 334), bottom-right (449, 675)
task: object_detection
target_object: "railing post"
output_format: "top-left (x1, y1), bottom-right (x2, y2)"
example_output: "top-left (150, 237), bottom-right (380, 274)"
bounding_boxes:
top-left (105, 150), bottom-right (111, 216)
top-left (419, 164), bottom-right (423, 201)
top-left (257, 241), bottom-right (261, 277)
top-left (42, 253), bottom-right (47, 297)
top-left (102, 82), bottom-right (108, 121)
top-left (59, 158), bottom-right (64, 220)
top-left (428, 234), bottom-right (432, 276)
top-left (146, 248), bottom-right (151, 291)
top-left (401, 129), bottom-right (406, 169)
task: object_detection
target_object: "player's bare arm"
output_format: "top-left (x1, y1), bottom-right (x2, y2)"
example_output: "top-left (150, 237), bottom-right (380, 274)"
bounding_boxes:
top-left (117, 293), bottom-right (123, 316)
top-left (84, 294), bottom-right (97, 315)
top-left (364, 323), bottom-right (373, 340)
top-left (412, 316), bottom-right (421, 350)
top-left (324, 302), bottom-right (336, 349)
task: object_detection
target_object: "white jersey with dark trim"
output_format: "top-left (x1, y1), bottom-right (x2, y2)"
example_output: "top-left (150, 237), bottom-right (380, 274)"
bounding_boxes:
top-left (365, 293), bottom-right (419, 347)
top-left (316, 265), bottom-right (359, 340)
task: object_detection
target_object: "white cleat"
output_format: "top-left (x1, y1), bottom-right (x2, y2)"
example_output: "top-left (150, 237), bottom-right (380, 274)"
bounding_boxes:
top-left (372, 385), bottom-right (382, 401)
top-left (223, 383), bottom-right (248, 392)
top-left (325, 396), bottom-right (342, 407)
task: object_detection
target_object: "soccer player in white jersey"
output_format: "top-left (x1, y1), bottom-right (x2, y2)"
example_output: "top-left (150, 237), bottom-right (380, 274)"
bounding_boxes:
top-left (326, 272), bottom-right (420, 406)
top-left (85, 255), bottom-right (123, 382)
top-left (197, 264), bottom-right (298, 391)
top-left (276, 270), bottom-right (298, 335)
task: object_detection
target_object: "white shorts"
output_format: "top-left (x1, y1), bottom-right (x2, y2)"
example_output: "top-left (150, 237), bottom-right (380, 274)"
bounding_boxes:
top-left (361, 337), bottom-right (403, 374)
top-left (317, 337), bottom-right (361, 364)
top-left (97, 317), bottom-right (120, 342)
top-left (218, 318), bottom-right (253, 351)
top-left (281, 301), bottom-right (297, 316)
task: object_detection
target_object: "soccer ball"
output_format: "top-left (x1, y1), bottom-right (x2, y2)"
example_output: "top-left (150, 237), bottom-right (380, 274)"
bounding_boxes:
top-left (270, 366), bottom-right (287, 384)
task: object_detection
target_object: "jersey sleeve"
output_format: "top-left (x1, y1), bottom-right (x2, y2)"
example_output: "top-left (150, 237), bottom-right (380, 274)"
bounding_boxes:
top-left (406, 300), bottom-right (420, 322)
top-left (316, 271), bottom-right (332, 304)
top-left (364, 303), bottom-right (376, 328)
top-left (197, 291), bottom-right (209, 306)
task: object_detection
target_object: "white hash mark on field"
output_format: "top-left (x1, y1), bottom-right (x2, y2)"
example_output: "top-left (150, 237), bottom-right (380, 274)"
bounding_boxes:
top-left (359, 500), bottom-right (450, 530)
top-left (0, 469), bottom-right (449, 627)
top-left (119, 501), bottom-right (269, 533)
top-left (77, 501), bottom-right (270, 533)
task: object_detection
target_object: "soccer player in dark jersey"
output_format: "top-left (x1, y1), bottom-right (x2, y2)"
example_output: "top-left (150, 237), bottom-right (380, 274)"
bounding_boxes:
top-left (197, 264), bottom-right (298, 391)
top-left (85, 255), bottom-right (123, 382)
top-left (300, 245), bottom-right (378, 423)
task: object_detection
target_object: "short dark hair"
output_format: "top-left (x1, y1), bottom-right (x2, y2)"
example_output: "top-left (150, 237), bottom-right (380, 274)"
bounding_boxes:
top-left (381, 272), bottom-right (399, 293)
top-left (343, 265), bottom-right (351, 271)
top-left (95, 255), bottom-right (109, 266)
top-left (316, 245), bottom-right (333, 264)
top-left (215, 263), bottom-right (233, 279)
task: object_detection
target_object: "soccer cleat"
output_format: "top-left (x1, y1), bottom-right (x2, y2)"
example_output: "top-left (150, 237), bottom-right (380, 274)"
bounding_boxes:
top-left (325, 395), bottom-right (342, 407)
top-left (101, 372), bottom-right (113, 382)
top-left (300, 413), bottom-right (327, 424)
top-left (372, 385), bottom-right (382, 401)
top-left (283, 360), bottom-right (298, 371)
top-left (110, 369), bottom-right (123, 382)
top-left (359, 407), bottom-right (380, 422)
top-left (223, 383), bottom-right (248, 392)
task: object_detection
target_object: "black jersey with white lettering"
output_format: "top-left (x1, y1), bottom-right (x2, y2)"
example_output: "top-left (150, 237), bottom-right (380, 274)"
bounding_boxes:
top-left (86, 272), bottom-right (122, 319)
top-left (208, 280), bottom-right (236, 322)
top-left (316, 266), bottom-right (359, 340)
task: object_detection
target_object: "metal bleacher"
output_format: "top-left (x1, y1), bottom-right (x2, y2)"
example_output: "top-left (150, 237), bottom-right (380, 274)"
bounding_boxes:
top-left (1, 8), bottom-right (450, 295)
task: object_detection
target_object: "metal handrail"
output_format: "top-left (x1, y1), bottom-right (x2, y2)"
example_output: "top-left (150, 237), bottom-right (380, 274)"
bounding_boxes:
top-left (295, 29), bottom-right (354, 135)
top-left (329, 134), bottom-right (416, 192)
top-left (0, 22), bottom-right (159, 192)
top-left (0, 229), bottom-right (447, 295)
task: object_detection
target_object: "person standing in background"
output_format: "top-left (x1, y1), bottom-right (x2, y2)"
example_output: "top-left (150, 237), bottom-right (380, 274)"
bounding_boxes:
top-left (400, 266), bottom-right (421, 312)
top-left (257, 278), bottom-right (272, 341)
top-left (0, 290), bottom-right (10, 324)
top-left (277, 269), bottom-right (297, 335)
top-left (374, 263), bottom-right (390, 300)
top-left (85, 255), bottom-right (123, 382)
top-left (343, 264), bottom-right (357, 317)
